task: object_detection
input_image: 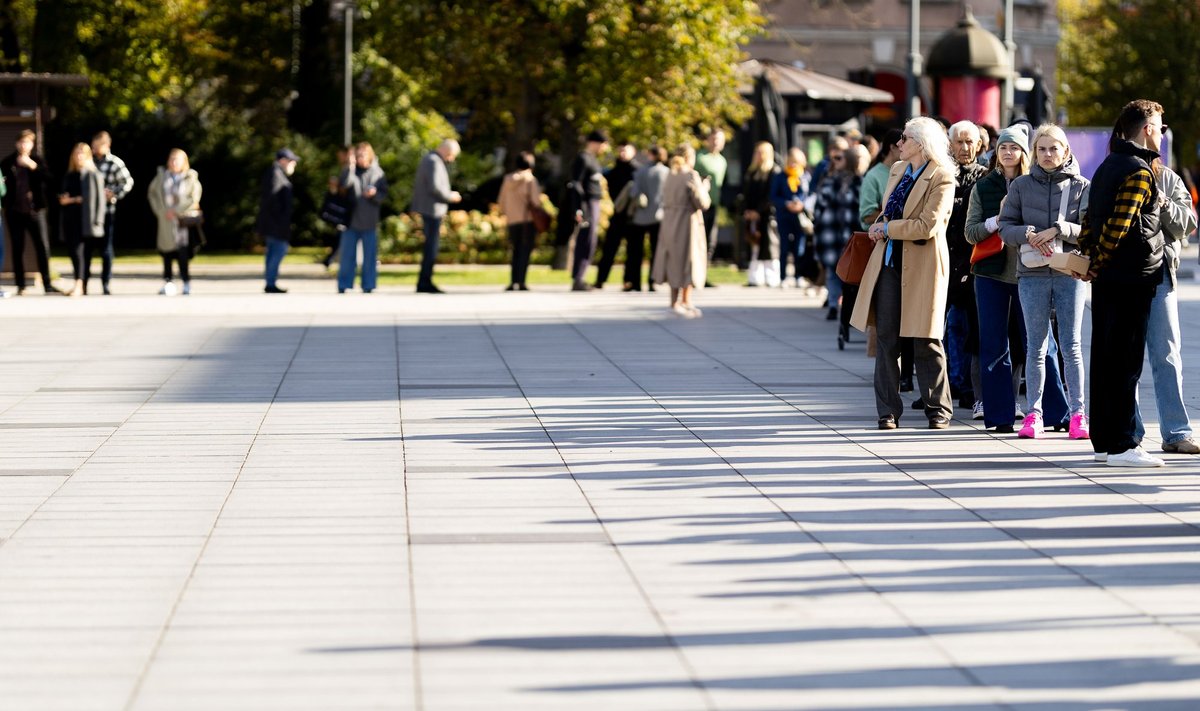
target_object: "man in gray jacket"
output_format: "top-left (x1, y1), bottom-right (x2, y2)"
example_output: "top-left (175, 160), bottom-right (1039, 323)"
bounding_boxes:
top-left (411, 139), bottom-right (462, 293)
top-left (1134, 165), bottom-right (1199, 454)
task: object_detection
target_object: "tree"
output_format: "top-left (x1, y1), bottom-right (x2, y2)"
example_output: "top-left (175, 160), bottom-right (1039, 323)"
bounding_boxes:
top-left (367, 0), bottom-right (763, 172)
top-left (1060, 0), bottom-right (1200, 166)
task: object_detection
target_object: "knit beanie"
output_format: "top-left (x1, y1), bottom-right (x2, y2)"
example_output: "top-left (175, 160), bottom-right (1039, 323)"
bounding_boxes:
top-left (996, 124), bottom-right (1030, 155)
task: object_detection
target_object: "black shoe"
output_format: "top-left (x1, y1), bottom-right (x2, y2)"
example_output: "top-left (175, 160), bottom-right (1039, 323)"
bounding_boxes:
top-left (592, 283), bottom-right (604, 290)
top-left (899, 377), bottom-right (914, 393)
top-left (102, 283), bottom-right (112, 296)
top-left (911, 398), bottom-right (926, 411)
top-left (993, 424), bottom-right (1014, 433)
top-left (518, 284), bottom-right (530, 291)
top-left (44, 284), bottom-right (61, 294)
top-left (416, 284), bottom-right (444, 294)
top-left (704, 281), bottom-right (716, 288)
top-left (264, 285), bottom-right (287, 294)
top-left (648, 284), bottom-right (656, 292)
top-left (878, 415), bottom-right (898, 430)
top-left (571, 282), bottom-right (592, 292)
top-left (1050, 419), bottom-right (1070, 432)
top-left (505, 284), bottom-right (517, 291)
top-left (928, 415), bottom-right (951, 429)
top-left (825, 306), bottom-right (838, 320)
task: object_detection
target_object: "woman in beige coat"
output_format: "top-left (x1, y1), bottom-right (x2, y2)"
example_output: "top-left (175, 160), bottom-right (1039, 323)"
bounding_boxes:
top-left (850, 117), bottom-right (955, 429)
top-left (496, 151), bottom-right (542, 291)
top-left (652, 144), bottom-right (711, 317)
top-left (147, 148), bottom-right (202, 296)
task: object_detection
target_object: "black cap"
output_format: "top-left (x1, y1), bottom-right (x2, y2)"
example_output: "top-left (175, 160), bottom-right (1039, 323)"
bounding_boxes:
top-left (276, 148), bottom-right (299, 161)
top-left (585, 129), bottom-right (609, 144)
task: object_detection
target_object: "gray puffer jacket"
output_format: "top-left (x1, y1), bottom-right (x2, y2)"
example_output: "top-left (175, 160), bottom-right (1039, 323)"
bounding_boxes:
top-left (1158, 166), bottom-right (1199, 288)
top-left (998, 156), bottom-right (1090, 278)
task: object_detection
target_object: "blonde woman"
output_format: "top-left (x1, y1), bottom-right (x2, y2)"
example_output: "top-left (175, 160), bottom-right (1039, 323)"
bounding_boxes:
top-left (740, 141), bottom-right (781, 286)
top-left (148, 149), bottom-right (202, 295)
top-left (59, 143), bottom-right (106, 297)
top-left (653, 144), bottom-right (711, 317)
top-left (998, 124), bottom-right (1090, 440)
top-left (850, 117), bottom-right (956, 430)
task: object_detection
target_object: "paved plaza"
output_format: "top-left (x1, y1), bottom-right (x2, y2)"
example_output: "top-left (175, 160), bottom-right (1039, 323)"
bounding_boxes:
top-left (3, 266), bottom-right (1200, 711)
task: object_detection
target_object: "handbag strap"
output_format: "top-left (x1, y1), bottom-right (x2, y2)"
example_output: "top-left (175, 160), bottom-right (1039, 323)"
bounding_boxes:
top-left (1057, 181), bottom-right (1070, 223)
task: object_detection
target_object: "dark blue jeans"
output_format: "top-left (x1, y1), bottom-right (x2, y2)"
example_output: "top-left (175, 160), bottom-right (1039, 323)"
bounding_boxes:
top-left (264, 237), bottom-right (289, 287)
top-left (418, 214), bottom-right (441, 289)
top-left (101, 210), bottom-right (116, 286)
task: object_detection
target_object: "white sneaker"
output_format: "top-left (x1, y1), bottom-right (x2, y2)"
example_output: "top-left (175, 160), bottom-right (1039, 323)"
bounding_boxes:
top-left (159, 281), bottom-right (177, 296)
top-left (182, 282), bottom-right (191, 296)
top-left (1015, 404), bottom-right (1024, 420)
top-left (1107, 447), bottom-right (1165, 468)
top-left (0, 290), bottom-right (11, 299)
top-left (972, 401), bottom-right (985, 420)
top-left (1094, 452), bottom-right (1108, 462)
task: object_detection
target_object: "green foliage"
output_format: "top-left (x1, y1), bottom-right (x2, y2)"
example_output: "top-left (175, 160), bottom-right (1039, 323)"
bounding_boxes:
top-left (378, 210), bottom-right (557, 265)
top-left (1060, 0), bottom-right (1200, 165)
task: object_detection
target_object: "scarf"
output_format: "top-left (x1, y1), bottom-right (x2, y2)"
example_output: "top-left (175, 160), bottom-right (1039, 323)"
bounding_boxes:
top-left (785, 165), bottom-right (801, 193)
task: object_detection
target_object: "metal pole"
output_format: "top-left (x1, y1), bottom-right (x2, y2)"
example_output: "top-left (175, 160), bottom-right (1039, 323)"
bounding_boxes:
top-left (1002, 0), bottom-right (1016, 126)
top-left (906, 0), bottom-right (922, 120)
top-left (343, 2), bottom-right (353, 146)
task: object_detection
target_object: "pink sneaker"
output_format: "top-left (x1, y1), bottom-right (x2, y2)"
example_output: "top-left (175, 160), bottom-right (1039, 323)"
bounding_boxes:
top-left (1018, 412), bottom-right (1043, 439)
top-left (1069, 413), bottom-right (1090, 440)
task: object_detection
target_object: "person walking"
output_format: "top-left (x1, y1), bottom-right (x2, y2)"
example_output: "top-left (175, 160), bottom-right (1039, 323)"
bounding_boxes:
top-left (850, 117), bottom-right (956, 430)
top-left (625, 146), bottom-right (669, 292)
top-left (1077, 99), bottom-right (1169, 467)
top-left (496, 151), bottom-right (542, 291)
top-left (568, 130), bottom-right (608, 291)
top-left (147, 148), bottom-right (202, 296)
top-left (814, 145), bottom-right (864, 322)
top-left (1133, 164), bottom-right (1200, 454)
top-left (652, 145), bottom-right (710, 317)
top-left (58, 143), bottom-right (105, 297)
top-left (740, 141), bottom-right (780, 287)
top-left (1, 130), bottom-right (56, 294)
top-left (90, 131), bottom-right (134, 295)
top-left (339, 142), bottom-right (389, 294)
top-left (999, 124), bottom-right (1090, 441)
top-left (258, 148), bottom-right (298, 294)
top-left (772, 147), bottom-right (812, 289)
top-left (696, 128), bottom-right (728, 287)
top-left (592, 141), bottom-right (639, 289)
top-left (410, 139), bottom-right (459, 294)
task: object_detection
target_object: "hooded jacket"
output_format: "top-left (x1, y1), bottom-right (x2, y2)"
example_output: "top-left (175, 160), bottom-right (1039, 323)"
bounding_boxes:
top-left (997, 155), bottom-right (1090, 278)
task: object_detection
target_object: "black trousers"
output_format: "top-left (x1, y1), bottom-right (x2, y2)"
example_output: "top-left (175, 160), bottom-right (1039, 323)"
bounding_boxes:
top-left (508, 221), bottom-right (535, 286)
top-left (623, 222), bottom-right (659, 290)
top-left (571, 199), bottom-right (600, 284)
top-left (1090, 278), bottom-right (1157, 454)
top-left (8, 210), bottom-right (51, 290)
top-left (161, 249), bottom-right (190, 282)
top-left (593, 214), bottom-right (630, 286)
top-left (872, 264), bottom-right (953, 420)
top-left (703, 205), bottom-right (718, 260)
top-left (70, 237), bottom-right (105, 286)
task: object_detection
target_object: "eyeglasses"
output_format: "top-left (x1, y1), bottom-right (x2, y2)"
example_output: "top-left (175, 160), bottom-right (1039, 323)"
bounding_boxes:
top-left (831, 155), bottom-right (845, 161)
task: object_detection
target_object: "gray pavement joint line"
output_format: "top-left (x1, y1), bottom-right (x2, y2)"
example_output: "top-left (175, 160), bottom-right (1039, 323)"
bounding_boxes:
top-left (604, 313), bottom-right (1007, 700)
top-left (122, 318), bottom-right (314, 711)
top-left (655, 310), bottom-right (1200, 655)
top-left (478, 318), bottom-right (719, 711)
top-left (0, 317), bottom-right (214, 552)
top-left (395, 316), bottom-right (425, 711)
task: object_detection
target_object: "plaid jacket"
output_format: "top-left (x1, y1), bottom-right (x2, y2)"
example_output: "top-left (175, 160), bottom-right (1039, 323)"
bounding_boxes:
top-left (95, 153), bottom-right (134, 214)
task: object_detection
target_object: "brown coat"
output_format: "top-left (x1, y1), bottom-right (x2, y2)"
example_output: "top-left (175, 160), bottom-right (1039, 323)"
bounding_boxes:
top-left (850, 161), bottom-right (954, 340)
top-left (652, 169), bottom-right (711, 288)
top-left (496, 170), bottom-right (541, 225)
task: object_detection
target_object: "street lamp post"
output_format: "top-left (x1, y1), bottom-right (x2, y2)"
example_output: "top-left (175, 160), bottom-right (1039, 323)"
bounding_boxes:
top-left (343, 0), bottom-right (354, 146)
top-left (1002, 0), bottom-right (1015, 125)
top-left (906, 0), bottom-right (922, 120)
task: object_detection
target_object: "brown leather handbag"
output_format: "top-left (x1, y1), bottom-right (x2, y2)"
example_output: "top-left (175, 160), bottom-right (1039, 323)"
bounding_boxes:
top-left (835, 230), bottom-right (874, 285)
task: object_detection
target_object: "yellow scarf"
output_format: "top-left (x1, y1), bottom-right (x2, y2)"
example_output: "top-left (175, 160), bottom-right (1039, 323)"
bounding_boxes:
top-left (785, 166), bottom-right (800, 193)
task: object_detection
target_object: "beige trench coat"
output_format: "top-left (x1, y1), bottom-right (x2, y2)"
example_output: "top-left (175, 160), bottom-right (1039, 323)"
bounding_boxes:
top-left (147, 168), bottom-right (202, 253)
top-left (652, 169), bottom-right (711, 289)
top-left (849, 161), bottom-right (954, 340)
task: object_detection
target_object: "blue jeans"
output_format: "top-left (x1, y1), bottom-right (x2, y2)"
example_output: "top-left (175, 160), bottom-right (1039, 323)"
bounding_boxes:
top-left (945, 304), bottom-right (970, 392)
top-left (338, 229), bottom-right (377, 292)
top-left (264, 237), bottom-right (289, 287)
top-left (418, 214), bottom-right (441, 289)
top-left (1018, 273), bottom-right (1086, 417)
top-left (826, 270), bottom-right (844, 309)
top-left (1134, 276), bottom-right (1192, 444)
top-left (778, 214), bottom-right (803, 280)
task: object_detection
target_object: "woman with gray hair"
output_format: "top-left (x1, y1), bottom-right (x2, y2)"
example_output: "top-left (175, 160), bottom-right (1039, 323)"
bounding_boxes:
top-left (850, 117), bottom-right (956, 430)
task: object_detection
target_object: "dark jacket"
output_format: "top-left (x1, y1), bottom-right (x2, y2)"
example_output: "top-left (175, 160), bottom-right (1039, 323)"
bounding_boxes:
top-left (256, 162), bottom-right (294, 241)
top-left (0, 152), bottom-right (52, 214)
top-left (1082, 139), bottom-right (1162, 284)
top-left (60, 168), bottom-right (106, 242)
top-left (569, 151), bottom-right (604, 201)
top-left (947, 160), bottom-right (988, 294)
top-left (410, 151), bottom-right (451, 218)
top-left (341, 160), bottom-right (388, 230)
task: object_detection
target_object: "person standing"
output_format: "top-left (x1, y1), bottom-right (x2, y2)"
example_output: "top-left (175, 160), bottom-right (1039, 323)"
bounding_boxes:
top-left (1, 130), bottom-right (56, 294)
top-left (1133, 164), bottom-right (1200, 455)
top-left (592, 141), bottom-right (639, 289)
top-left (568, 130), bottom-right (608, 291)
top-left (1077, 99), bottom-right (1168, 467)
top-left (850, 117), bottom-right (956, 430)
top-left (411, 139), bottom-right (460, 294)
top-left (652, 145), bottom-right (710, 317)
top-left (696, 128), bottom-right (727, 286)
top-left (339, 142), bottom-right (389, 294)
top-left (90, 131), bottom-right (134, 295)
top-left (496, 151), bottom-right (542, 291)
top-left (147, 149), bottom-right (202, 296)
top-left (625, 146), bottom-right (670, 292)
top-left (772, 147), bottom-right (812, 289)
top-left (58, 143), bottom-right (105, 297)
top-left (944, 121), bottom-right (989, 410)
top-left (258, 148), bottom-right (298, 294)
top-left (740, 141), bottom-right (780, 287)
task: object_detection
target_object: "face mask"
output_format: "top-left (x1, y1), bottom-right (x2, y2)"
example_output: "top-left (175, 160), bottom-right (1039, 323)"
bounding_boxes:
top-left (285, 161), bottom-right (296, 177)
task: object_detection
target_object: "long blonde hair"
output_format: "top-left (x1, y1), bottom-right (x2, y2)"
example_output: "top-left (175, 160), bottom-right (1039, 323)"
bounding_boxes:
top-left (669, 144), bottom-right (696, 173)
top-left (748, 141), bottom-right (775, 175)
top-left (67, 143), bottom-right (93, 173)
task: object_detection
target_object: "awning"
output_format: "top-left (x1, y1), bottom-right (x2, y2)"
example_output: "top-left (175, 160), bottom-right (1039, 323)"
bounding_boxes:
top-left (738, 60), bottom-right (894, 104)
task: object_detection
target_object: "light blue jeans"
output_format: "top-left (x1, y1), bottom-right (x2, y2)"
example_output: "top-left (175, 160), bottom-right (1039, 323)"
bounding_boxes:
top-left (1134, 276), bottom-right (1192, 444)
top-left (1018, 272), bottom-right (1086, 417)
top-left (338, 229), bottom-right (377, 292)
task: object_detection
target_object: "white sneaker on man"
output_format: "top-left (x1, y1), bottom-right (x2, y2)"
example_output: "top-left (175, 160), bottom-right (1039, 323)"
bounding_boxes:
top-left (1107, 447), bottom-right (1165, 468)
top-left (182, 282), bottom-right (191, 296)
top-left (159, 281), bottom-right (177, 296)
top-left (1094, 452), bottom-right (1108, 462)
top-left (972, 401), bottom-right (985, 420)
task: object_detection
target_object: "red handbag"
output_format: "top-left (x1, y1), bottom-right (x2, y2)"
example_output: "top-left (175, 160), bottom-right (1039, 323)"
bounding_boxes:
top-left (835, 231), bottom-right (874, 285)
top-left (970, 233), bottom-right (1002, 264)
